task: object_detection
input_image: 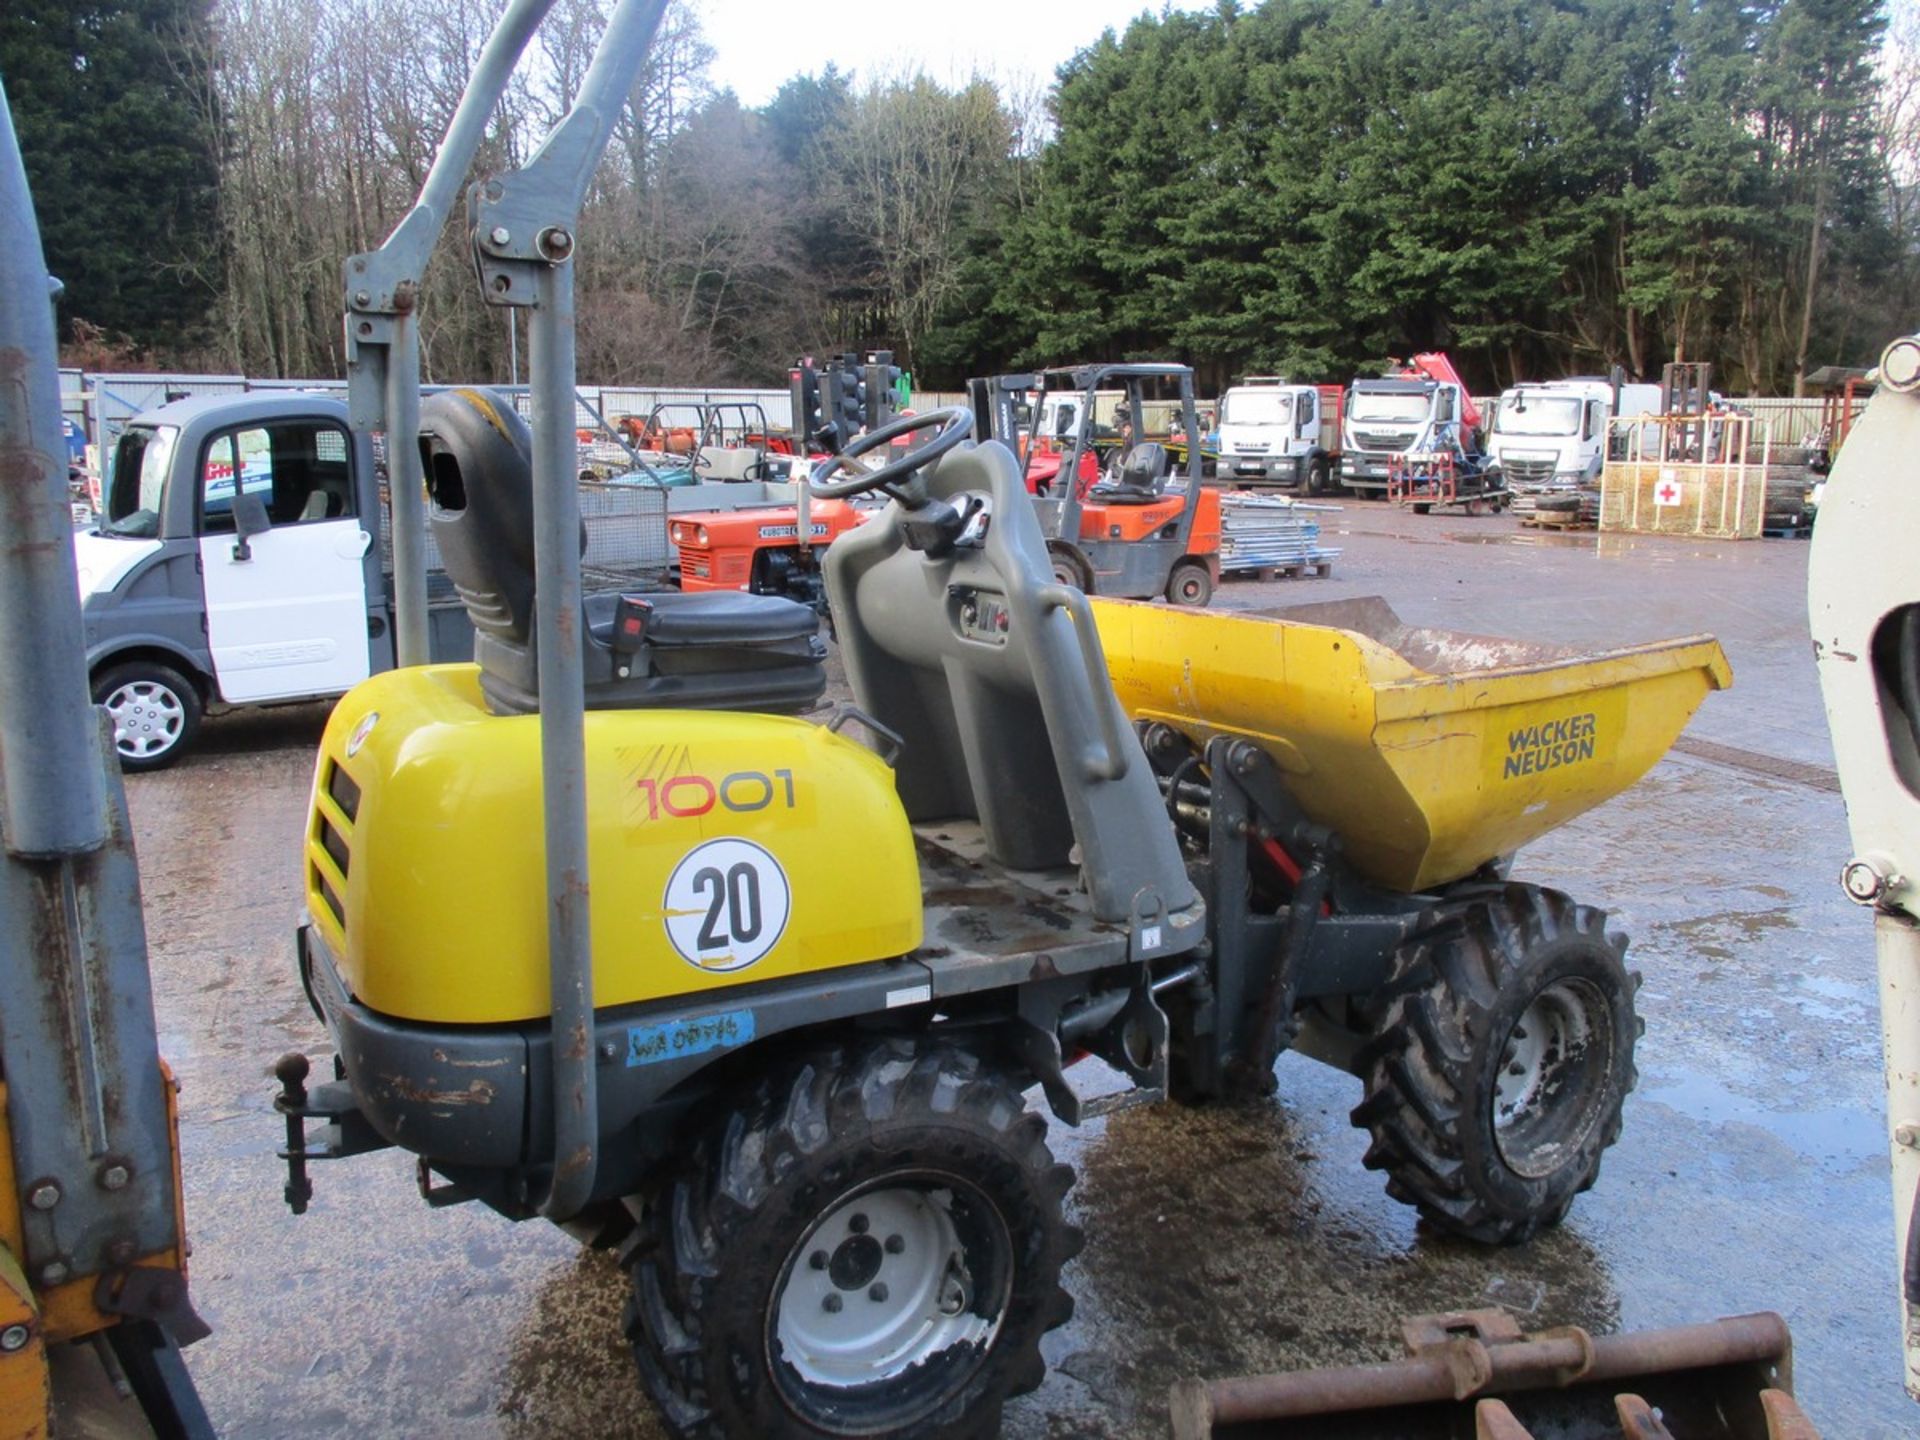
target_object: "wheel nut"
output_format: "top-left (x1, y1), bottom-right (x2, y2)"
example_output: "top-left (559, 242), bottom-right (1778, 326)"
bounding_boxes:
top-left (848, 1213), bottom-right (869, 1235)
top-left (0, 1324), bottom-right (29, 1353)
top-left (869, 1283), bottom-right (889, 1303)
top-left (809, 1249), bottom-right (828, 1270)
top-left (99, 1163), bottom-right (130, 1191)
top-left (26, 1182), bottom-right (59, 1211)
top-left (884, 1234), bottom-right (905, 1254)
top-left (822, 1293), bottom-right (843, 1313)
top-left (1507, 1063), bottom-right (1526, 1077)
top-left (39, 1262), bottom-right (68, 1287)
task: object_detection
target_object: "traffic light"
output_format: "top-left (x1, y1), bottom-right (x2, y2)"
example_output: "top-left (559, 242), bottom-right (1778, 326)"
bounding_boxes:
top-left (862, 349), bottom-right (903, 432)
top-left (789, 359), bottom-right (824, 450)
top-left (820, 353), bottom-right (863, 452)
top-left (793, 349), bottom-right (902, 452)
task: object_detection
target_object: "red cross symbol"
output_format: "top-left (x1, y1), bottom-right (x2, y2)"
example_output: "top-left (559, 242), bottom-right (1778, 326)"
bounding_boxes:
top-left (1656, 481), bottom-right (1680, 503)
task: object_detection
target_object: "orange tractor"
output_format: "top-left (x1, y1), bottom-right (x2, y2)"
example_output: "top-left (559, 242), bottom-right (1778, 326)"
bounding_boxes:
top-left (670, 495), bottom-right (867, 601)
top-left (666, 352), bottom-right (903, 608)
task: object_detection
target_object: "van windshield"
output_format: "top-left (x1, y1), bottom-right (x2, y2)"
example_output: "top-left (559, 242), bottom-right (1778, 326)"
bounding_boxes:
top-left (1350, 391), bottom-right (1430, 423)
top-left (1222, 391), bottom-right (1293, 426)
top-left (1496, 397), bottom-right (1583, 437)
top-left (103, 425), bottom-right (179, 538)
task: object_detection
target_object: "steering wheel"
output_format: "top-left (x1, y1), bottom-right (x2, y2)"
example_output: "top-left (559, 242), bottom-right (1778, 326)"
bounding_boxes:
top-left (808, 407), bottom-right (974, 502)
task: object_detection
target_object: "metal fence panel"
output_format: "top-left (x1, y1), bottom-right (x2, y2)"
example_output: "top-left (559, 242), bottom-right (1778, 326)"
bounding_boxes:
top-left (1600, 414), bottom-right (1772, 540)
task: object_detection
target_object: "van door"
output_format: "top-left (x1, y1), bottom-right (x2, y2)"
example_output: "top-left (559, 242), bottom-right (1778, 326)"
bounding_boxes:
top-left (197, 420), bottom-right (373, 703)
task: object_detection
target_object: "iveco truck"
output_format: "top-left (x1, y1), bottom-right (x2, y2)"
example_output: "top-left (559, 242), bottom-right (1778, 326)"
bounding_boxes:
top-left (1214, 378), bottom-right (1345, 493)
top-left (1340, 353), bottom-right (1483, 496)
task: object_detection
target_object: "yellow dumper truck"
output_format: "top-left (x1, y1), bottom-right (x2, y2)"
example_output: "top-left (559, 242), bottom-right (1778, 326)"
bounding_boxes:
top-left (241, 6), bottom-right (1737, 1436)
top-left (280, 387), bottom-right (1730, 1436)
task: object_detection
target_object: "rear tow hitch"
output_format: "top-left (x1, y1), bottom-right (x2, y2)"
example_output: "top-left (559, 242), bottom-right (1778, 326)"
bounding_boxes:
top-left (273, 1051), bottom-right (388, 1214)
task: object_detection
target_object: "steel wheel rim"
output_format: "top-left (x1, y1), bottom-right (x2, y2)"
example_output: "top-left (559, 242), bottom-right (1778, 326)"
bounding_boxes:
top-left (102, 680), bottom-right (185, 759)
top-left (769, 1173), bottom-right (1010, 1427)
top-left (1492, 976), bottom-right (1613, 1179)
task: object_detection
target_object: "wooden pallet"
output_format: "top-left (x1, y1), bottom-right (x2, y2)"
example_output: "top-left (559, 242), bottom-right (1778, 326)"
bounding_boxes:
top-left (1230, 559), bottom-right (1336, 581)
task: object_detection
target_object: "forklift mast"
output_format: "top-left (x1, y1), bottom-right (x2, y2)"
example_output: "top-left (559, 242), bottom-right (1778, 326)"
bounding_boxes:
top-left (967, 372), bottom-right (1040, 465)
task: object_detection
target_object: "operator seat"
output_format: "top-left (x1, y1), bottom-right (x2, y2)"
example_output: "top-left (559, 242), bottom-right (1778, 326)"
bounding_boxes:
top-left (823, 434), bottom-right (1198, 930)
top-left (420, 389), bottom-right (825, 717)
top-left (1089, 442), bottom-right (1169, 504)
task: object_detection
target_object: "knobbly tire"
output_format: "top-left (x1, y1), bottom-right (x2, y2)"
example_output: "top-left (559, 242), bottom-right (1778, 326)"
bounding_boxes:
top-left (1350, 884), bottom-right (1640, 1245)
top-left (624, 1039), bottom-right (1080, 1439)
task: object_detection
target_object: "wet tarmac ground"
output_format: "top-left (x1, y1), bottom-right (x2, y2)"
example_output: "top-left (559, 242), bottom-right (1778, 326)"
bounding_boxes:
top-left (126, 502), bottom-right (1911, 1437)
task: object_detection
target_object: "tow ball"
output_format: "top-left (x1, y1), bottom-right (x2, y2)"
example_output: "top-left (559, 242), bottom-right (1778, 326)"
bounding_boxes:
top-left (273, 1051), bottom-right (387, 1215)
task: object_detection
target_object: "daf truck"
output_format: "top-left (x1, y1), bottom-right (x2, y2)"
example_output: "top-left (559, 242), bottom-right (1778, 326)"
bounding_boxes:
top-left (1486, 377), bottom-right (1662, 493)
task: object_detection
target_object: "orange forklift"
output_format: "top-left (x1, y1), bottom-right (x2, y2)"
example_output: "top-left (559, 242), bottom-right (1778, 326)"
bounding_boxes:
top-left (971, 363), bottom-right (1221, 605)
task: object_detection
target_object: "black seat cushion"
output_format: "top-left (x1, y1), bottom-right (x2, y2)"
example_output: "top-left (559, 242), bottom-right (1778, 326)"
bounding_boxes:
top-left (582, 591), bottom-right (824, 681)
top-left (419, 389), bottom-right (826, 719)
top-left (1090, 441), bottom-right (1169, 504)
top-left (584, 590), bottom-right (818, 649)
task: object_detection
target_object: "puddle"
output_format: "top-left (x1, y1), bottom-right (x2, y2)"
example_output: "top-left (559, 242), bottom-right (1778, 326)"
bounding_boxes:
top-left (1653, 907), bottom-right (1799, 961)
top-left (1446, 531), bottom-right (1594, 549)
top-left (1638, 1068), bottom-right (1885, 1171)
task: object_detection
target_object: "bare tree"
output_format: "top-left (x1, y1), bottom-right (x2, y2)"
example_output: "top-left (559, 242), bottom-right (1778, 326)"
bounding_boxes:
top-left (833, 72), bottom-right (1018, 368)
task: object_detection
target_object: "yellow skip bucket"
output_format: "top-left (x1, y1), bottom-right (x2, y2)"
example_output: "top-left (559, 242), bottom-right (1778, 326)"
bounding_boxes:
top-left (1092, 596), bottom-right (1732, 892)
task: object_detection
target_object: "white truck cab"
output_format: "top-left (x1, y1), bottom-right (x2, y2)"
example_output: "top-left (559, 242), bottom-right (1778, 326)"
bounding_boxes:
top-left (1216, 378), bottom-right (1344, 493)
top-left (79, 393), bottom-right (399, 768)
top-left (1487, 379), bottom-right (1662, 491)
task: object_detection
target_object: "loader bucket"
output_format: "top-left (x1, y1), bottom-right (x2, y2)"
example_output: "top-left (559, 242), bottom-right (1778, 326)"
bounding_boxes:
top-left (1169, 1310), bottom-right (1812, 1440)
top-left (1093, 595), bottom-right (1731, 891)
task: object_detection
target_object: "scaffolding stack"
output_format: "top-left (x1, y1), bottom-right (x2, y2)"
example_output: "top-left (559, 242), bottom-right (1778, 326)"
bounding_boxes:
top-left (1218, 494), bottom-right (1341, 578)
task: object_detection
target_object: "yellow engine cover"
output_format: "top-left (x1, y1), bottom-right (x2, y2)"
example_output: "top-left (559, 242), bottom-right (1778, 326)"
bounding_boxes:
top-left (304, 666), bottom-right (923, 1024)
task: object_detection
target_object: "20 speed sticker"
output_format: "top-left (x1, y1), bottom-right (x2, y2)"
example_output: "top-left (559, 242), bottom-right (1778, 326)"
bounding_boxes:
top-left (663, 837), bottom-right (791, 972)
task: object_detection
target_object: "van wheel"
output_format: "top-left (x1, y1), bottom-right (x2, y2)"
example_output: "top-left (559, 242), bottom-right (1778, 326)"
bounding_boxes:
top-left (92, 662), bottom-right (202, 771)
top-left (1350, 885), bottom-right (1639, 1245)
top-left (626, 1039), bottom-right (1080, 1439)
top-left (1165, 560), bottom-right (1213, 607)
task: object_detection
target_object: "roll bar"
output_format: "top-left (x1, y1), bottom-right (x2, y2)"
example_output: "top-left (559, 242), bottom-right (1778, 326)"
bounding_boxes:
top-left (343, 0), bottom-right (670, 1220)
